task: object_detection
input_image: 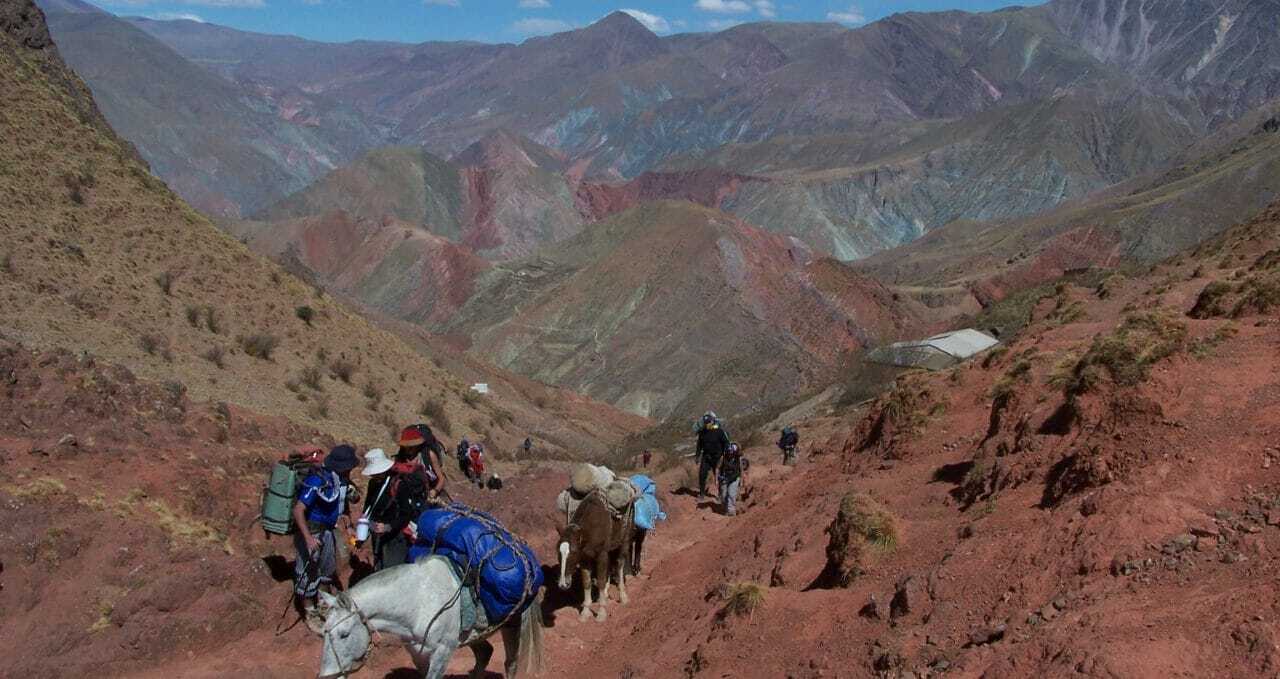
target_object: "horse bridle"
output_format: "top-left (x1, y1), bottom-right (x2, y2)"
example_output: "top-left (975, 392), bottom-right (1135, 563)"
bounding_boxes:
top-left (323, 593), bottom-right (376, 676)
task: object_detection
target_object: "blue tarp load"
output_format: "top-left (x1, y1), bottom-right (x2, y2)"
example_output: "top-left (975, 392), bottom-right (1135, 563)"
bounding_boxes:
top-left (407, 504), bottom-right (543, 625)
top-left (629, 474), bottom-right (666, 531)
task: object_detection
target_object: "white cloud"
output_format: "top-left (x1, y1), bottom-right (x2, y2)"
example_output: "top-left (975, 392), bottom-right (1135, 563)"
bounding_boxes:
top-left (694, 0), bottom-right (751, 13)
top-left (827, 5), bottom-right (866, 25)
top-left (620, 8), bottom-right (671, 33)
top-left (511, 17), bottom-right (571, 35)
top-left (754, 0), bottom-right (776, 19)
top-left (517, 0), bottom-right (550, 7)
top-left (153, 11), bottom-right (205, 21)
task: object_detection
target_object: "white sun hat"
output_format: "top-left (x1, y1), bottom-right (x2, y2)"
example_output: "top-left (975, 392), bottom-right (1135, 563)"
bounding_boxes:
top-left (361, 448), bottom-right (394, 477)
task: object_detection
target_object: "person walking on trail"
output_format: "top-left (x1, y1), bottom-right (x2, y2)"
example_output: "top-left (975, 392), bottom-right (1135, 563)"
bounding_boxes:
top-left (778, 426), bottom-right (800, 466)
top-left (456, 437), bottom-right (471, 478)
top-left (466, 442), bottom-right (486, 487)
top-left (718, 443), bottom-right (748, 517)
top-left (292, 444), bottom-right (359, 633)
top-left (357, 448), bottom-right (398, 570)
top-left (522, 436), bottom-right (532, 460)
top-left (696, 412), bottom-right (730, 502)
top-left (401, 423), bottom-right (448, 502)
top-left (366, 426), bottom-right (447, 571)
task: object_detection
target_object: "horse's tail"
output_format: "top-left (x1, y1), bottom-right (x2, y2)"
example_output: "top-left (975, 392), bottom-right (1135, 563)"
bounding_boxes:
top-left (517, 590), bottom-right (545, 675)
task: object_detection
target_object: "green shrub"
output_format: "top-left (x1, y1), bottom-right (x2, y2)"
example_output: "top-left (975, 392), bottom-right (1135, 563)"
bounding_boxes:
top-left (1232, 276), bottom-right (1280, 317)
top-left (239, 333), bottom-right (280, 361)
top-left (1190, 323), bottom-right (1240, 359)
top-left (1188, 281), bottom-right (1234, 319)
top-left (296, 305), bottom-right (316, 326)
top-left (1065, 311), bottom-right (1187, 396)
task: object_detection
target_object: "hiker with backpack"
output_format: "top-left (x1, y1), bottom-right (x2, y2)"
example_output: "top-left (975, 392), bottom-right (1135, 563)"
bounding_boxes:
top-left (363, 426), bottom-right (448, 571)
top-left (456, 437), bottom-right (471, 478)
top-left (718, 443), bottom-right (748, 516)
top-left (292, 444), bottom-right (359, 633)
top-left (695, 412), bottom-right (730, 502)
top-left (402, 423), bottom-right (448, 501)
top-left (778, 426), bottom-right (800, 466)
top-left (466, 442), bottom-right (486, 487)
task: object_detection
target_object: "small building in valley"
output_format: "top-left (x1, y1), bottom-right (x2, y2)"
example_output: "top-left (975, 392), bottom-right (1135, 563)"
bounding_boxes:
top-left (866, 329), bottom-right (999, 371)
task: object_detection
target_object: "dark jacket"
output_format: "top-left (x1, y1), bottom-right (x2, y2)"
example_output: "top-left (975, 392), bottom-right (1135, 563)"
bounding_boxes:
top-left (778, 430), bottom-right (799, 448)
top-left (696, 425), bottom-right (731, 465)
top-left (363, 476), bottom-right (395, 525)
top-left (719, 448), bottom-right (747, 483)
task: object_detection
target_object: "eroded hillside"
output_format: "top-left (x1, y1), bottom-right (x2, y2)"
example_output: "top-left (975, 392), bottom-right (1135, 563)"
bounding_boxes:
top-left (442, 201), bottom-right (923, 419)
top-left (0, 0), bottom-right (640, 459)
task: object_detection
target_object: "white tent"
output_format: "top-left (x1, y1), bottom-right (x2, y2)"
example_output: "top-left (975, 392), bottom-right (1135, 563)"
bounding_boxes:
top-left (867, 329), bottom-right (999, 370)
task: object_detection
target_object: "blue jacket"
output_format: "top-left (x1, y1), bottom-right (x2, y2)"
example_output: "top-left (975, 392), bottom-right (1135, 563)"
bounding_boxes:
top-left (298, 470), bottom-right (344, 528)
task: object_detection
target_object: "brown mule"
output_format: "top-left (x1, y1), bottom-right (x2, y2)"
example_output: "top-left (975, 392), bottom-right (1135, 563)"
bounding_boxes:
top-left (555, 492), bottom-right (635, 622)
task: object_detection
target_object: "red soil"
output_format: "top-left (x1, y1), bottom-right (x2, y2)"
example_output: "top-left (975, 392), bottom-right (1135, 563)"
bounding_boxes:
top-left (10, 203), bottom-right (1280, 677)
top-left (574, 169), bottom-right (761, 223)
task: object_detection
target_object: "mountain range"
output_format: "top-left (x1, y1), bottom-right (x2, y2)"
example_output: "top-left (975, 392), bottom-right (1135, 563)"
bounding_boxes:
top-left (36, 0), bottom-right (1280, 252)
top-left (28, 0), bottom-right (1280, 423)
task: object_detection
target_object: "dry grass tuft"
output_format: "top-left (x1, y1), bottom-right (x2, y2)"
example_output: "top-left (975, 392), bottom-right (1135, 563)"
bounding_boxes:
top-left (720, 582), bottom-right (765, 619)
top-left (145, 499), bottom-right (223, 545)
top-left (328, 357), bottom-right (357, 384)
top-left (823, 493), bottom-right (899, 587)
top-left (300, 365), bottom-right (324, 391)
top-left (239, 333), bottom-right (280, 361)
top-left (154, 270), bottom-right (177, 296)
top-left (419, 398), bottom-right (452, 436)
top-left (139, 334), bottom-right (173, 362)
top-left (202, 345), bottom-right (226, 369)
top-left (1065, 310), bottom-right (1187, 396)
top-left (6, 477), bottom-right (68, 499)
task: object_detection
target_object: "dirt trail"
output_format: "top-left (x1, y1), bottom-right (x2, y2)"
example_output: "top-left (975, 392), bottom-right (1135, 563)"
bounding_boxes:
top-left (135, 458), bottom-right (772, 678)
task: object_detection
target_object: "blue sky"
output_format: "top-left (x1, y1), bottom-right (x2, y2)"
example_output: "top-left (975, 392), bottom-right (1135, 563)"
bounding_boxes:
top-left (89, 0), bottom-right (1046, 44)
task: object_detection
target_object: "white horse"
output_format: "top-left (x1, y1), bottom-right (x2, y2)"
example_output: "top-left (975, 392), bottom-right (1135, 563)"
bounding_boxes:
top-left (317, 557), bottom-right (544, 679)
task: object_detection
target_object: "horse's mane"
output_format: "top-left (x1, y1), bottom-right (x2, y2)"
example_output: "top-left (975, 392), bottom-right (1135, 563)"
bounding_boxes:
top-left (346, 560), bottom-right (434, 602)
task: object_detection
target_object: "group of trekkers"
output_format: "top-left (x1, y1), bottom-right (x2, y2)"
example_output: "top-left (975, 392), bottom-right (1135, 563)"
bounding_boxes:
top-left (284, 412), bottom-right (800, 634)
top-left (692, 411), bottom-right (801, 517)
top-left (290, 424), bottom-right (466, 632)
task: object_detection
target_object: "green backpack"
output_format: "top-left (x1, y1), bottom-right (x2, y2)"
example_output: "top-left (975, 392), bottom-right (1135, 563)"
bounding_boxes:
top-left (260, 452), bottom-right (321, 536)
